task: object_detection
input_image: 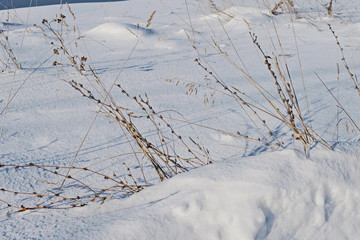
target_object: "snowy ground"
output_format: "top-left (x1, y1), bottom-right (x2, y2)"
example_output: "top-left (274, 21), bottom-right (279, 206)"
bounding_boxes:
top-left (0, 0), bottom-right (359, 239)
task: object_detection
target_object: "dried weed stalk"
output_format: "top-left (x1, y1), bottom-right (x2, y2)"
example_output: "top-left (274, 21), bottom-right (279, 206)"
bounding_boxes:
top-left (271, 0), bottom-right (297, 16)
top-left (0, 29), bottom-right (21, 70)
top-left (326, 0), bottom-right (334, 16)
top-left (249, 32), bottom-right (319, 148)
top-left (0, 163), bottom-right (143, 214)
top-left (177, 3), bottom-right (332, 153)
top-left (328, 24), bottom-right (360, 96)
top-left (37, 10), bottom-right (209, 181)
top-left (0, 7), bottom-right (210, 214)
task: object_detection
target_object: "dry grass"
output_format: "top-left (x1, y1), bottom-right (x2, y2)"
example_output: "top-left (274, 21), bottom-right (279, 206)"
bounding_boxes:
top-left (38, 9), bottom-right (209, 179)
top-left (0, 6), bottom-right (211, 213)
top-left (0, 163), bottom-right (144, 213)
top-left (170, 0), bottom-right (348, 154)
top-left (328, 24), bottom-right (360, 96)
top-left (0, 29), bottom-right (21, 70)
top-left (0, 1), bottom-right (358, 213)
top-left (326, 0), bottom-right (334, 15)
top-left (271, 0), bottom-right (296, 16)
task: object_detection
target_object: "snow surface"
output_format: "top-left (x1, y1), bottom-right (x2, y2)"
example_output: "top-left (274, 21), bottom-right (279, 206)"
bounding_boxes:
top-left (3, 150), bottom-right (360, 240)
top-left (0, 0), bottom-right (359, 239)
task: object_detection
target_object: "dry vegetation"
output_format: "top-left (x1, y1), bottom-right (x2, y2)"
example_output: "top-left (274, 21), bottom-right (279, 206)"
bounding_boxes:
top-left (0, 7), bottom-right (210, 213)
top-left (0, 29), bottom-right (21, 70)
top-left (0, 1), bottom-right (359, 213)
top-left (173, 0), bottom-right (358, 154)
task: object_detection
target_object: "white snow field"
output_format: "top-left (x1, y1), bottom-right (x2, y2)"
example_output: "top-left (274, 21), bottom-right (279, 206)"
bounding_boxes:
top-left (0, 0), bottom-right (359, 239)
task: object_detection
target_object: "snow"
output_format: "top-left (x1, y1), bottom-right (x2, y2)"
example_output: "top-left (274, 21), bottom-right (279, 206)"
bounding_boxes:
top-left (1, 0), bottom-right (359, 239)
top-left (2, 150), bottom-right (360, 239)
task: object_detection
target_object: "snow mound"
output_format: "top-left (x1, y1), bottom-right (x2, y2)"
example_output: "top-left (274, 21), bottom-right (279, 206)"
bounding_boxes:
top-left (86, 23), bottom-right (139, 42)
top-left (5, 150), bottom-right (359, 240)
top-left (85, 22), bottom-right (175, 51)
top-left (198, 6), bottom-right (272, 26)
top-left (84, 150), bottom-right (360, 240)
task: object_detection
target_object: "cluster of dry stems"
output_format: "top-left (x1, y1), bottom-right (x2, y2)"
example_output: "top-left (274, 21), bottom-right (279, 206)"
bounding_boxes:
top-left (0, 1), bottom-right (358, 213)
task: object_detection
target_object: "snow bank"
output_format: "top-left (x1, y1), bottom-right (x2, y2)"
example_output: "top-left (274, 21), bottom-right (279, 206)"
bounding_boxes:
top-left (87, 23), bottom-right (138, 41)
top-left (92, 149), bottom-right (359, 240)
top-left (3, 150), bottom-right (359, 239)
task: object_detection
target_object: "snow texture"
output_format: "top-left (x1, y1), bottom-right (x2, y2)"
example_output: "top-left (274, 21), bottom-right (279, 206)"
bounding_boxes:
top-left (0, 0), bottom-right (359, 239)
